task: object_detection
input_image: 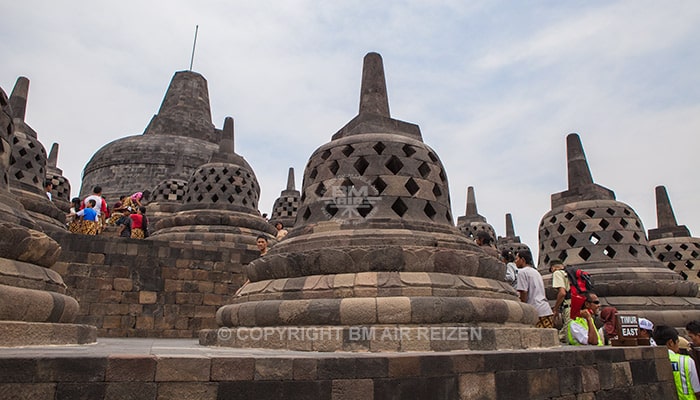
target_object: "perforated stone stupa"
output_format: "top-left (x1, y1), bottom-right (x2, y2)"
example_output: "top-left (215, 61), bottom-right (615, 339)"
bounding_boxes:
top-left (456, 186), bottom-right (496, 241)
top-left (7, 77), bottom-right (65, 233)
top-left (497, 213), bottom-right (531, 255)
top-left (150, 117), bottom-right (276, 258)
top-left (201, 52), bottom-right (557, 352)
top-left (80, 70), bottom-right (220, 203)
top-left (648, 185), bottom-right (700, 284)
top-left (269, 167), bottom-right (300, 228)
top-left (46, 142), bottom-right (71, 212)
top-left (538, 133), bottom-right (700, 326)
top-left (0, 86), bottom-right (95, 346)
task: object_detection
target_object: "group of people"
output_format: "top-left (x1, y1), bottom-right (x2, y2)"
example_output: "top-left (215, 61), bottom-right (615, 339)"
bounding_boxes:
top-left (65, 186), bottom-right (149, 239)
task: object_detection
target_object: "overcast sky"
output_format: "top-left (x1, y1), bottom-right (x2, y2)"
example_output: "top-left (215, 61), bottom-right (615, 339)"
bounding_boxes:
top-left (2, 1), bottom-right (699, 259)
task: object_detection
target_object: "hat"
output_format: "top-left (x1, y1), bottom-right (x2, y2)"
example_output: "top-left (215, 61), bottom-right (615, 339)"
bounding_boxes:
top-left (639, 318), bottom-right (654, 331)
top-left (679, 337), bottom-right (691, 350)
top-left (126, 207), bottom-right (133, 212)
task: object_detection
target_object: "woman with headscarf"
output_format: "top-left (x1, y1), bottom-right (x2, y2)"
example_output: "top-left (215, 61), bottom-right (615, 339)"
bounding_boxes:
top-left (599, 307), bottom-right (619, 345)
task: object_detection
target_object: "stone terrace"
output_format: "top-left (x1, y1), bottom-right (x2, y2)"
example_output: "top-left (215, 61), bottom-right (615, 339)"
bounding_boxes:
top-left (0, 338), bottom-right (676, 399)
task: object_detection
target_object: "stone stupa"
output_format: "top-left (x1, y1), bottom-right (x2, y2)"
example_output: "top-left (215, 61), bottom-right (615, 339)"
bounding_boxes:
top-left (456, 186), bottom-right (496, 242)
top-left (81, 70), bottom-right (221, 204)
top-left (496, 213), bottom-right (531, 255)
top-left (202, 52), bottom-right (557, 351)
top-left (537, 133), bottom-right (700, 326)
top-left (648, 185), bottom-right (700, 284)
top-left (269, 167), bottom-right (300, 229)
top-left (7, 77), bottom-right (65, 233)
top-left (150, 117), bottom-right (276, 262)
top-left (0, 86), bottom-right (95, 346)
top-left (46, 143), bottom-right (71, 213)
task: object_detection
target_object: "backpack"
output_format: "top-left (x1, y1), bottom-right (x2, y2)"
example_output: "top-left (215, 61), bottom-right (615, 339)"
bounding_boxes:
top-left (564, 266), bottom-right (594, 298)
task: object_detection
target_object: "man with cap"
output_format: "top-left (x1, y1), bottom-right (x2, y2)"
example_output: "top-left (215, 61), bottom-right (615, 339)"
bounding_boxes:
top-left (639, 318), bottom-right (657, 346)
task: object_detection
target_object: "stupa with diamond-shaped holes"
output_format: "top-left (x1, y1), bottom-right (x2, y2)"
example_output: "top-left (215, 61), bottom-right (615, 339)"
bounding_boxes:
top-left (201, 52), bottom-right (558, 351)
top-left (537, 133), bottom-right (700, 326)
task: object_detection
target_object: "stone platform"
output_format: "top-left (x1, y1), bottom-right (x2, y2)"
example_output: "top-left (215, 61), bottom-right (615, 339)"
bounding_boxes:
top-left (0, 338), bottom-right (676, 399)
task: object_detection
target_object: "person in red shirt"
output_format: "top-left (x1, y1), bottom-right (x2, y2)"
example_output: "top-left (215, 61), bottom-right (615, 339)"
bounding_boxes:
top-left (129, 206), bottom-right (148, 239)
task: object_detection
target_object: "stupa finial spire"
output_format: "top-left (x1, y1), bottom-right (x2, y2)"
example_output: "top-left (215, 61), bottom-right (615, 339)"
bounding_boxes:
top-left (286, 167), bottom-right (295, 191)
top-left (48, 143), bottom-right (59, 168)
top-left (466, 186), bottom-right (478, 216)
top-left (655, 185), bottom-right (678, 229)
top-left (9, 76), bottom-right (29, 121)
top-left (210, 117), bottom-right (234, 163)
top-left (505, 213), bottom-right (515, 238)
top-left (359, 52), bottom-right (390, 117)
top-left (566, 133), bottom-right (594, 189)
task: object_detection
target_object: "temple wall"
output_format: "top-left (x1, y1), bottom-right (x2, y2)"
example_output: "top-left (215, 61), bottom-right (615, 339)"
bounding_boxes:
top-left (50, 232), bottom-right (258, 338)
top-left (0, 345), bottom-right (677, 399)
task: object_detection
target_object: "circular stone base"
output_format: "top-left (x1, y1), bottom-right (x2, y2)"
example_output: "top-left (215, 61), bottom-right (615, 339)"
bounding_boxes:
top-left (199, 325), bottom-right (558, 352)
top-left (0, 321), bottom-right (97, 347)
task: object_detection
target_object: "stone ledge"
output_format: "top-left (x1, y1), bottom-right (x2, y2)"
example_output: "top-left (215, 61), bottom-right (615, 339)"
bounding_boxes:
top-left (0, 321), bottom-right (96, 346)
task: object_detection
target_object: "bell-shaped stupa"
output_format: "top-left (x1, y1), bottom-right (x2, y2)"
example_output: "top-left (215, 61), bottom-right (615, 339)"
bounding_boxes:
top-left (538, 133), bottom-right (700, 326)
top-left (7, 77), bottom-right (65, 233)
top-left (80, 71), bottom-right (220, 203)
top-left (145, 157), bottom-right (188, 228)
top-left (0, 86), bottom-right (95, 345)
top-left (203, 53), bottom-right (557, 351)
top-left (268, 167), bottom-right (300, 229)
top-left (150, 117), bottom-right (276, 260)
top-left (46, 143), bottom-right (71, 213)
top-left (648, 185), bottom-right (700, 284)
top-left (497, 213), bottom-right (531, 255)
top-left (456, 186), bottom-right (497, 242)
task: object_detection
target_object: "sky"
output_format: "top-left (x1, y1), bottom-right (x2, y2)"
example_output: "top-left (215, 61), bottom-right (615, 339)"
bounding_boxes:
top-left (2, 1), bottom-right (700, 260)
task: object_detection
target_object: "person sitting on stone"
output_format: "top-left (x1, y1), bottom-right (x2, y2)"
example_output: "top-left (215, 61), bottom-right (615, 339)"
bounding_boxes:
top-left (639, 318), bottom-right (657, 346)
top-left (76, 199), bottom-right (99, 235)
top-left (275, 222), bottom-right (289, 240)
top-left (66, 197), bottom-right (83, 233)
top-left (256, 235), bottom-right (269, 256)
top-left (44, 179), bottom-right (53, 201)
top-left (500, 249), bottom-right (518, 289)
top-left (474, 231), bottom-right (499, 258)
top-left (107, 195), bottom-right (128, 225)
top-left (129, 206), bottom-right (146, 239)
top-left (566, 291), bottom-right (603, 346)
top-left (653, 324), bottom-right (700, 399)
top-left (116, 207), bottom-right (133, 238)
top-left (514, 250), bottom-right (553, 328)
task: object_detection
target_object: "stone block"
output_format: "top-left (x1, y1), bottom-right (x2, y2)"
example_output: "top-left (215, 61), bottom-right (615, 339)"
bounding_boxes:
top-left (155, 357), bottom-right (210, 382)
top-left (156, 382), bottom-right (217, 400)
top-left (0, 383), bottom-right (56, 400)
top-left (55, 383), bottom-right (106, 399)
top-left (292, 358), bottom-right (317, 380)
top-left (458, 372), bottom-right (496, 399)
top-left (388, 356), bottom-right (421, 378)
top-left (340, 298), bottom-right (377, 324)
top-left (106, 355), bottom-right (157, 381)
top-left (36, 357), bottom-right (106, 382)
top-left (105, 382), bottom-right (157, 400)
top-left (629, 359), bottom-right (658, 386)
top-left (611, 361), bottom-right (633, 387)
top-left (0, 358), bottom-right (37, 382)
top-left (580, 365), bottom-right (600, 392)
top-left (139, 291), bottom-right (158, 304)
top-left (332, 379), bottom-right (373, 400)
top-left (376, 297), bottom-right (410, 323)
top-left (254, 358), bottom-right (293, 380)
top-left (136, 316), bottom-right (155, 330)
top-left (113, 278), bottom-right (133, 292)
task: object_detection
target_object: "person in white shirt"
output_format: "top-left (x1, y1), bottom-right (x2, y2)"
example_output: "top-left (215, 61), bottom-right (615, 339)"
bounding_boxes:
top-left (654, 324), bottom-right (700, 399)
top-left (515, 250), bottom-right (553, 328)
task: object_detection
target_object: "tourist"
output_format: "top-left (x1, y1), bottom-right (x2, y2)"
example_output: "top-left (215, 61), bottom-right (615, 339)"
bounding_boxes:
top-left (256, 235), bottom-right (269, 256)
top-left (116, 207), bottom-right (132, 238)
top-left (107, 195), bottom-right (128, 225)
top-left (66, 197), bottom-right (82, 233)
top-left (76, 199), bottom-right (99, 235)
top-left (275, 222), bottom-right (288, 240)
top-left (44, 180), bottom-right (53, 201)
top-left (549, 259), bottom-right (571, 339)
top-left (566, 291), bottom-right (603, 346)
top-left (501, 249), bottom-right (518, 289)
top-left (599, 307), bottom-right (619, 345)
top-left (515, 250), bottom-right (553, 328)
top-left (639, 318), bottom-right (657, 346)
top-left (82, 186), bottom-right (108, 232)
top-left (129, 206), bottom-right (146, 239)
top-left (475, 231), bottom-right (499, 258)
top-left (653, 325), bottom-right (700, 399)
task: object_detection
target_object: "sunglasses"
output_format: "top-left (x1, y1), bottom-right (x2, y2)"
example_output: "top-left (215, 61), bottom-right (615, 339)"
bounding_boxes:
top-left (588, 300), bottom-right (600, 304)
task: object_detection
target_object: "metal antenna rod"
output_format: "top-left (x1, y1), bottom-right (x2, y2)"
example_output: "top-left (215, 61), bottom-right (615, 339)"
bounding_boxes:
top-left (189, 25), bottom-right (199, 71)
